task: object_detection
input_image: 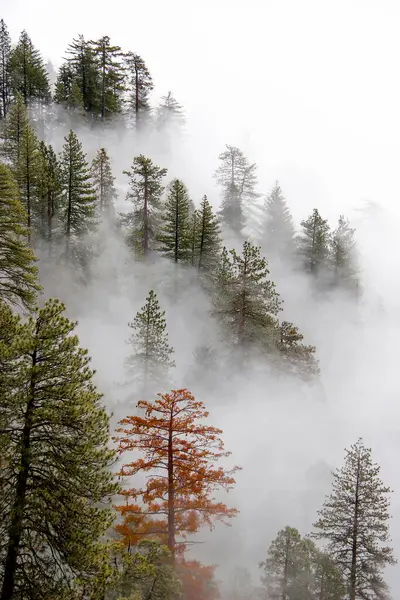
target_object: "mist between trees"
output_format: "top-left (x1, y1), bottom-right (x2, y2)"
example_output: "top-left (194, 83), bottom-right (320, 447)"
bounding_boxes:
top-left (0, 16), bottom-right (397, 600)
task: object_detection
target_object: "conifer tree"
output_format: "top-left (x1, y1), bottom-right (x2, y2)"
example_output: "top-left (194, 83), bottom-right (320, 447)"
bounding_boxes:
top-left (58, 130), bottom-right (97, 265)
top-left (65, 34), bottom-right (100, 114)
top-left (54, 63), bottom-right (85, 113)
top-left (89, 36), bottom-right (125, 120)
top-left (261, 181), bottom-right (296, 262)
top-left (8, 30), bottom-right (50, 106)
top-left (312, 438), bottom-right (395, 600)
top-left (0, 299), bottom-right (117, 600)
top-left (194, 195), bottom-right (221, 273)
top-left (330, 215), bottom-right (359, 295)
top-left (156, 91), bottom-right (185, 131)
top-left (126, 289), bottom-right (175, 394)
top-left (213, 241), bottom-right (281, 349)
top-left (0, 19), bottom-right (11, 119)
top-left (277, 321), bottom-right (319, 380)
top-left (0, 163), bottom-right (39, 309)
top-left (124, 52), bottom-right (153, 128)
top-left (158, 178), bottom-right (191, 263)
top-left (0, 93), bottom-right (29, 167)
top-left (90, 147), bottom-right (117, 218)
top-left (213, 145), bottom-right (258, 236)
top-left (37, 141), bottom-right (61, 242)
top-left (15, 121), bottom-right (42, 235)
top-left (122, 155), bottom-right (167, 257)
top-left (297, 208), bottom-right (331, 277)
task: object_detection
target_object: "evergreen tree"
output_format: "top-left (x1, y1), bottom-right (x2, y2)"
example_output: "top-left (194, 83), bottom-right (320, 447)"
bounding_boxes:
top-left (126, 289), bottom-right (175, 395)
top-left (277, 321), bottom-right (319, 380)
top-left (37, 141), bottom-right (61, 242)
top-left (54, 63), bottom-right (85, 113)
top-left (89, 36), bottom-right (125, 120)
top-left (156, 91), bottom-right (185, 131)
top-left (58, 130), bottom-right (97, 265)
top-left (8, 30), bottom-right (51, 106)
top-left (260, 526), bottom-right (311, 600)
top-left (311, 549), bottom-right (345, 600)
top-left (158, 178), bottom-right (191, 263)
top-left (313, 438), bottom-right (395, 600)
top-left (330, 215), bottom-right (359, 295)
top-left (0, 298), bottom-right (117, 600)
top-left (121, 155), bottom-right (167, 257)
top-left (90, 147), bottom-right (117, 218)
top-left (213, 144), bottom-right (258, 236)
top-left (261, 181), bottom-right (296, 262)
top-left (0, 163), bottom-right (39, 309)
top-left (124, 52), bottom-right (153, 128)
top-left (0, 19), bottom-right (11, 119)
top-left (65, 34), bottom-right (100, 114)
top-left (297, 208), bottom-right (331, 277)
top-left (213, 241), bottom-right (281, 350)
top-left (0, 93), bottom-right (29, 167)
top-left (194, 195), bottom-right (221, 274)
top-left (15, 121), bottom-right (42, 235)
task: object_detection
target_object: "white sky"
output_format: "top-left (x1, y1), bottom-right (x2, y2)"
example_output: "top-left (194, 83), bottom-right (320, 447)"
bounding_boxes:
top-left (3, 0), bottom-right (400, 222)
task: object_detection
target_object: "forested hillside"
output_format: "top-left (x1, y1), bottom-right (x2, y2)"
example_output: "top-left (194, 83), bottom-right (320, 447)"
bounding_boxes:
top-left (0, 17), bottom-right (397, 600)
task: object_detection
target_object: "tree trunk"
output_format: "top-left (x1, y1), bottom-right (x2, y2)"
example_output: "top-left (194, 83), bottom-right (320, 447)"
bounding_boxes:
top-left (167, 409), bottom-right (175, 564)
top-left (1, 351), bottom-right (37, 600)
top-left (350, 456), bottom-right (361, 600)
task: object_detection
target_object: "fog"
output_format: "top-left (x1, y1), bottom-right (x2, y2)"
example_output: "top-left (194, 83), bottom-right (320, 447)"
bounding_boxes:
top-left (3, 0), bottom-right (400, 595)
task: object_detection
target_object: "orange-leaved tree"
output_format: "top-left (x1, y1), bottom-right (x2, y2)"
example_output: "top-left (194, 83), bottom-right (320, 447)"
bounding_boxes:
top-left (177, 560), bottom-right (220, 600)
top-left (113, 388), bottom-right (240, 562)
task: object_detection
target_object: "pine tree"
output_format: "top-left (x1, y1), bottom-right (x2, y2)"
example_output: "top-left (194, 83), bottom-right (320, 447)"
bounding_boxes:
top-left (0, 163), bottom-right (39, 309)
top-left (0, 298), bottom-right (117, 600)
top-left (156, 91), bottom-right (185, 131)
top-left (65, 34), bottom-right (100, 114)
top-left (58, 130), bottom-right (97, 265)
top-left (261, 181), bottom-right (296, 262)
top-left (213, 145), bottom-right (259, 236)
top-left (213, 241), bottom-right (281, 349)
top-left (0, 19), bottom-right (11, 119)
top-left (54, 63), bottom-right (85, 113)
top-left (0, 93), bottom-right (29, 167)
top-left (37, 141), bottom-right (61, 242)
top-left (126, 289), bottom-right (175, 395)
top-left (311, 549), bottom-right (345, 600)
top-left (330, 215), bottom-right (359, 295)
top-left (121, 155), bottom-right (167, 257)
top-left (297, 208), bottom-right (331, 277)
top-left (194, 195), bottom-right (221, 273)
top-left (15, 121), bottom-right (42, 236)
top-left (158, 178), bottom-right (191, 263)
top-left (259, 526), bottom-right (312, 600)
top-left (89, 36), bottom-right (125, 120)
top-left (90, 147), bottom-right (117, 219)
top-left (124, 52), bottom-right (153, 128)
top-left (277, 321), bottom-right (319, 380)
top-left (8, 30), bottom-right (51, 106)
top-left (312, 438), bottom-right (396, 600)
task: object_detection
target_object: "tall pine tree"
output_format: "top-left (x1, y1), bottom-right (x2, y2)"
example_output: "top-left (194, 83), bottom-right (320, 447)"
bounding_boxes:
top-left (158, 178), bottom-right (191, 263)
top-left (0, 93), bottom-right (29, 168)
top-left (89, 36), bottom-right (125, 120)
top-left (58, 130), bottom-right (97, 266)
top-left (313, 438), bottom-right (395, 600)
top-left (330, 215), bottom-right (359, 295)
top-left (213, 145), bottom-right (258, 236)
top-left (261, 181), bottom-right (296, 263)
top-left (297, 208), bottom-right (331, 278)
top-left (193, 195), bottom-right (221, 274)
top-left (124, 52), bottom-right (153, 128)
top-left (0, 19), bottom-right (11, 119)
top-left (37, 141), bottom-right (61, 243)
top-left (8, 30), bottom-right (50, 106)
top-left (0, 298), bottom-right (117, 600)
top-left (90, 147), bottom-right (117, 219)
top-left (64, 34), bottom-right (100, 114)
top-left (0, 163), bottom-right (39, 309)
top-left (126, 289), bottom-right (175, 395)
top-left (121, 155), bottom-right (167, 257)
top-left (15, 122), bottom-right (42, 236)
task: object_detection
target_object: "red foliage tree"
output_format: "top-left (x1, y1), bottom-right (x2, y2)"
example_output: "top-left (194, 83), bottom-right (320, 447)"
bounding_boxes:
top-left (114, 388), bottom-right (240, 562)
top-left (177, 560), bottom-right (220, 600)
